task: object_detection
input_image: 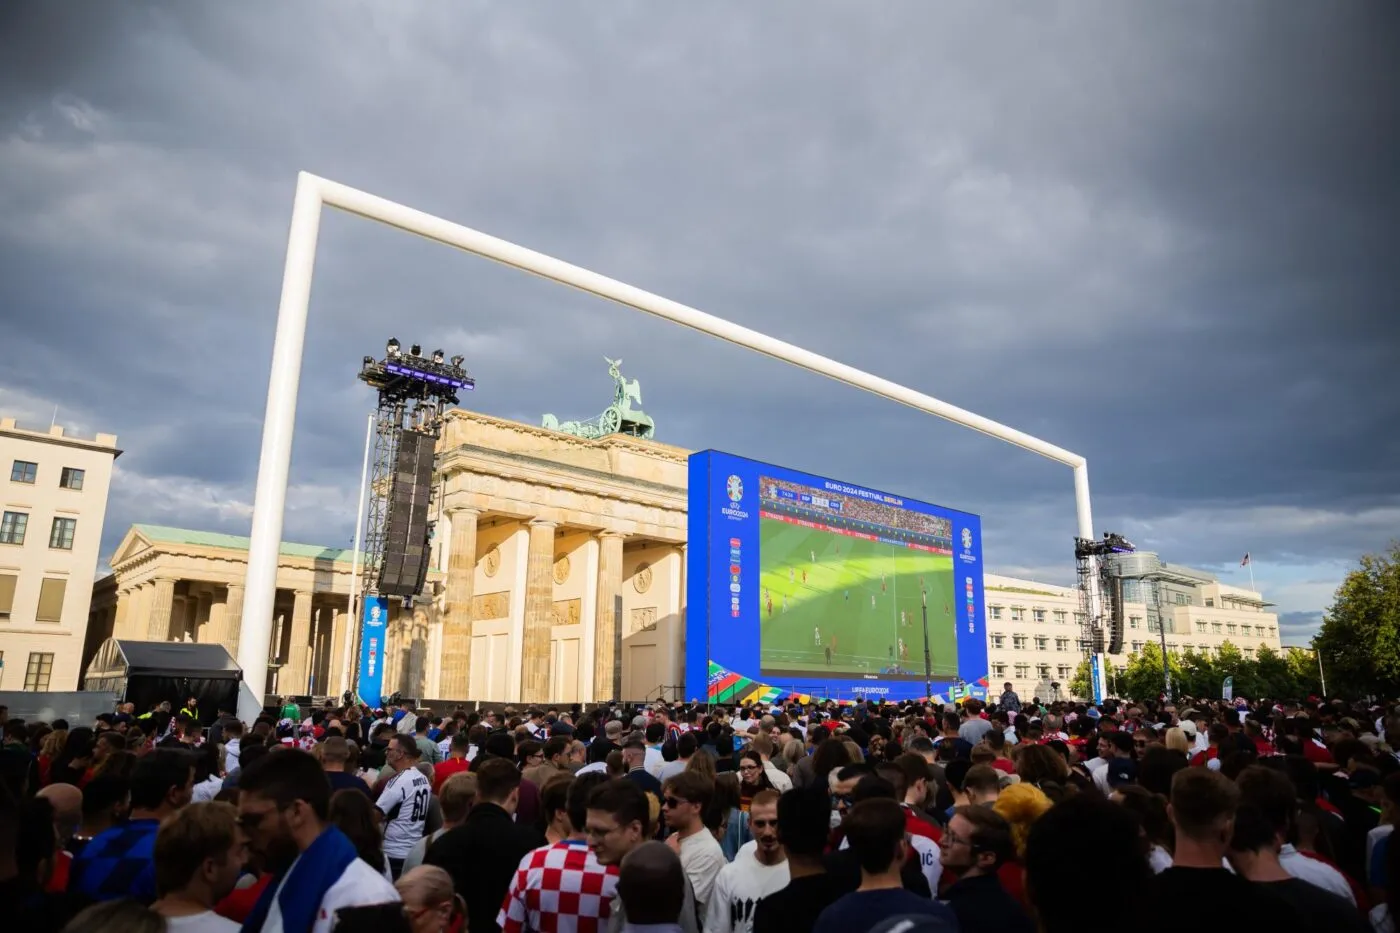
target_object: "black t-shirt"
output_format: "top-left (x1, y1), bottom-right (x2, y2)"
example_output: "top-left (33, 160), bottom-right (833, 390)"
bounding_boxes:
top-left (327, 769), bottom-right (375, 802)
top-left (752, 872), bottom-right (840, 933)
top-left (1150, 868), bottom-right (1306, 933)
top-left (1256, 878), bottom-right (1370, 933)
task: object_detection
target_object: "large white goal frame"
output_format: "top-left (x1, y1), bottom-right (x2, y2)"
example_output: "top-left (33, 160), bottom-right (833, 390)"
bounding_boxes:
top-left (235, 171), bottom-right (1101, 720)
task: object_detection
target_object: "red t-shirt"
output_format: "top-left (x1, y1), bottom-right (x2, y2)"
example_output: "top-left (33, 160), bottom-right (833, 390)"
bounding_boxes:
top-left (990, 758), bottom-right (1015, 775)
top-left (216, 873), bottom-right (274, 923)
top-left (434, 756), bottom-right (471, 793)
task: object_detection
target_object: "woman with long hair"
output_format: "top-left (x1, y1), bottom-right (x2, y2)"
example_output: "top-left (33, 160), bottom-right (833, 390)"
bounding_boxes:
top-left (329, 787), bottom-right (391, 880)
top-left (50, 727), bottom-right (95, 786)
top-left (38, 728), bottom-right (67, 786)
top-left (736, 750), bottom-right (774, 813)
top-left (1110, 784), bottom-right (1174, 873)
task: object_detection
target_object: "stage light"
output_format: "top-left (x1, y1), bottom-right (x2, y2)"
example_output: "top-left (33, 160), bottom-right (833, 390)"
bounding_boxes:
top-left (432, 349), bottom-right (444, 364)
top-left (362, 356), bottom-right (375, 369)
top-left (410, 344), bottom-right (422, 357)
top-left (387, 338), bottom-right (401, 356)
top-left (450, 354), bottom-right (464, 367)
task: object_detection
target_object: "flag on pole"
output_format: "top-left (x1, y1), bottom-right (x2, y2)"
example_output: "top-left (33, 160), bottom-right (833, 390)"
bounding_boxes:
top-left (1241, 553), bottom-right (1250, 566)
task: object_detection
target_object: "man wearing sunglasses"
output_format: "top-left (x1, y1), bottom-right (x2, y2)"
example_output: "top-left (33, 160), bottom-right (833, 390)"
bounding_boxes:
top-left (661, 771), bottom-right (726, 919)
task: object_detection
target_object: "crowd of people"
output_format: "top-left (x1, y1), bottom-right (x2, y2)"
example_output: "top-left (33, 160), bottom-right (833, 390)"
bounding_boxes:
top-left (2, 686), bottom-right (1399, 932)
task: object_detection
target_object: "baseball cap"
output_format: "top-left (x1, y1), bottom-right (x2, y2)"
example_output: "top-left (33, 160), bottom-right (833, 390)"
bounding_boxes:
top-left (1106, 759), bottom-right (1139, 788)
top-left (1179, 721), bottom-right (1198, 737)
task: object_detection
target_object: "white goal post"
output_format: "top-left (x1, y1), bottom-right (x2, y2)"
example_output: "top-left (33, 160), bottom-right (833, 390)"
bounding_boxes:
top-left (235, 171), bottom-right (1102, 721)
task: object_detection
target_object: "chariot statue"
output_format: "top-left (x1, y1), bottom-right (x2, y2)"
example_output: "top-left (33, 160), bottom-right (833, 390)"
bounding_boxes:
top-left (542, 357), bottom-right (656, 440)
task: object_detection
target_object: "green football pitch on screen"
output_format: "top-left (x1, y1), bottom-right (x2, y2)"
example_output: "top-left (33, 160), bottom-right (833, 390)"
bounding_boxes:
top-left (757, 518), bottom-right (959, 680)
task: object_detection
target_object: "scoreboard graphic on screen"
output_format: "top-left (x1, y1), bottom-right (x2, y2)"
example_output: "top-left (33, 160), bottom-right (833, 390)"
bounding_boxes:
top-left (686, 450), bottom-right (989, 704)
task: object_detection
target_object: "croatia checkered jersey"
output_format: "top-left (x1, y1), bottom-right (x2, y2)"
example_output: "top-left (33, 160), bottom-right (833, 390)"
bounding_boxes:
top-left (498, 838), bottom-right (619, 933)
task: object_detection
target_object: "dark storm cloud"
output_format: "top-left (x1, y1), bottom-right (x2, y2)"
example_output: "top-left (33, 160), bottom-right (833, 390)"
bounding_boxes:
top-left (0, 1), bottom-right (1396, 635)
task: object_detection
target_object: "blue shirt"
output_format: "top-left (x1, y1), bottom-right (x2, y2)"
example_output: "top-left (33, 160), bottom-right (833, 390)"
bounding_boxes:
top-left (68, 818), bottom-right (160, 903)
top-left (813, 888), bottom-right (958, 933)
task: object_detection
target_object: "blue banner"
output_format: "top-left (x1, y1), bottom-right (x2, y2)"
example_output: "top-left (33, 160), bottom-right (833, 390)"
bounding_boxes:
top-left (358, 595), bottom-right (389, 708)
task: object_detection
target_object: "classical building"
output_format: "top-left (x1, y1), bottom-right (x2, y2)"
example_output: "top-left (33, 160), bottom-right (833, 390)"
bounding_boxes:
top-left (0, 416), bottom-right (120, 691)
top-left (86, 525), bottom-right (375, 698)
top-left (985, 564), bottom-right (1281, 701)
top-left (87, 407), bottom-right (688, 704)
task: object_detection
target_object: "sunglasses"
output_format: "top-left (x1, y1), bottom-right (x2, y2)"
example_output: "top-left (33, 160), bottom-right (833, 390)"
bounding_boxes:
top-left (663, 797), bottom-right (692, 809)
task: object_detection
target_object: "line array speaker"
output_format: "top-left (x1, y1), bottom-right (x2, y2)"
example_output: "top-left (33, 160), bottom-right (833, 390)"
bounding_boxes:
top-left (378, 429), bottom-right (436, 598)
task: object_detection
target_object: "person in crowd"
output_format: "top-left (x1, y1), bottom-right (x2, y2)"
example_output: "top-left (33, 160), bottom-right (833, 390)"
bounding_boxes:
top-left (433, 731), bottom-right (473, 792)
top-left (330, 788), bottom-right (392, 880)
top-left (499, 771), bottom-right (616, 933)
top-left (395, 865), bottom-right (460, 933)
top-left (70, 748), bottom-right (193, 903)
top-left (938, 805), bottom-right (1034, 933)
top-left (736, 751), bottom-right (777, 812)
top-left (424, 757), bottom-right (545, 933)
top-left (378, 734), bottom-right (432, 878)
top-left (403, 771), bottom-right (475, 875)
top-left (321, 736), bottom-right (374, 801)
top-left (1228, 765), bottom-right (1368, 932)
top-left (661, 770), bottom-right (727, 916)
top-left (751, 787), bottom-right (837, 933)
top-left (149, 801), bottom-right (245, 932)
top-left (622, 735), bottom-right (662, 798)
top-left (705, 789), bottom-right (789, 933)
top-left (1110, 783), bottom-right (1175, 872)
top-left (658, 733), bottom-right (698, 784)
top-left (1154, 767), bottom-right (1303, 930)
top-left (36, 782), bottom-right (83, 890)
top-left (586, 779), bottom-right (699, 933)
top-left (235, 748), bottom-right (398, 933)
top-left (813, 798), bottom-right (957, 933)
top-left (616, 841), bottom-right (687, 933)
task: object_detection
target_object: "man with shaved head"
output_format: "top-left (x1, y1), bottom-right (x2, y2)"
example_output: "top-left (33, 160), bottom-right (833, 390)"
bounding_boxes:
top-left (617, 841), bottom-right (687, 932)
top-left (36, 782), bottom-right (83, 891)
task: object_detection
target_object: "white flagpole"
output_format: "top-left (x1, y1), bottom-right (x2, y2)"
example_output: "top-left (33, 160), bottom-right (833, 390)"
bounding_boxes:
top-left (339, 412), bottom-right (374, 698)
top-left (1247, 555), bottom-right (1255, 593)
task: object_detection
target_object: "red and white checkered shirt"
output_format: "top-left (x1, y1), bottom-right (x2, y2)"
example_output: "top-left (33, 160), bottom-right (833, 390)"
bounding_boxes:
top-left (498, 839), bottom-right (619, 933)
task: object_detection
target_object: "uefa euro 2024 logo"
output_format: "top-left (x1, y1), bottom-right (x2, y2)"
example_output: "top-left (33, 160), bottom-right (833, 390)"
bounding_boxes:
top-left (961, 528), bottom-right (973, 550)
top-left (726, 475), bottom-right (743, 503)
top-left (367, 604), bottom-right (383, 628)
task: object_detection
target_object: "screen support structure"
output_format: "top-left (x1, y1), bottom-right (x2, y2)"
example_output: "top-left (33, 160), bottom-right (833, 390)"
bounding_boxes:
top-left (234, 171), bottom-right (1104, 721)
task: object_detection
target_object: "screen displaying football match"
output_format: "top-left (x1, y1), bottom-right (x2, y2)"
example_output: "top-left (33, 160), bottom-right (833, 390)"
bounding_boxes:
top-left (686, 450), bottom-right (988, 703)
top-left (757, 475), bottom-right (959, 681)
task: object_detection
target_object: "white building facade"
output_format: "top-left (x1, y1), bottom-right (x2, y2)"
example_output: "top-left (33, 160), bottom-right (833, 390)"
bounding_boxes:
top-left (984, 566), bottom-right (1281, 702)
top-left (0, 416), bottom-right (120, 691)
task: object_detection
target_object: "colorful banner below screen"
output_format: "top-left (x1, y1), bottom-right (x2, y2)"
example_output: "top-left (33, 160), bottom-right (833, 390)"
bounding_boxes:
top-left (358, 595), bottom-right (388, 708)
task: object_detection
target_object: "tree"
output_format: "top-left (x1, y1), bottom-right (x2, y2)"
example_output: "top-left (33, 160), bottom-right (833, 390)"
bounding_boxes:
top-left (1314, 541), bottom-right (1400, 697)
top-left (1070, 658), bottom-right (1093, 700)
top-left (1119, 643), bottom-right (1184, 701)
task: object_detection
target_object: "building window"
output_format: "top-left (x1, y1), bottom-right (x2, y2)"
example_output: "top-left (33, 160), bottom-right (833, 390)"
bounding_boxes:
top-left (1032, 608), bottom-right (1046, 623)
top-left (1205, 598), bottom-right (1215, 607)
top-left (1055, 638), bottom-right (1069, 651)
top-left (1131, 640), bottom-right (1143, 652)
top-left (36, 578), bottom-right (66, 623)
top-left (992, 663), bottom-right (1007, 677)
top-left (1147, 617), bottom-right (1161, 634)
top-left (1012, 635), bottom-right (1027, 650)
top-left (60, 467), bottom-right (85, 490)
top-left (1014, 664), bottom-right (1029, 679)
top-left (1268, 627), bottom-right (1276, 638)
top-left (1034, 636), bottom-right (1048, 651)
top-left (0, 511), bottom-right (27, 545)
top-left (1129, 616), bottom-right (1140, 629)
top-left (0, 573), bottom-right (14, 620)
top-left (1057, 665), bottom-right (1071, 679)
top-left (1053, 610), bottom-right (1067, 624)
top-left (1244, 648), bottom-right (1255, 659)
top-left (989, 605), bottom-right (1003, 620)
top-left (1010, 607), bottom-right (1025, 622)
top-left (49, 517), bottom-right (76, 550)
top-left (1211, 622), bottom-right (1222, 634)
top-left (1227, 623), bottom-right (1238, 636)
top-left (1174, 592), bottom-right (1189, 606)
top-left (24, 652), bottom-right (54, 691)
top-left (1036, 664), bottom-right (1051, 678)
top-left (10, 460), bottom-right (37, 484)
top-left (1074, 611), bottom-right (1086, 625)
top-left (991, 635), bottom-right (1005, 649)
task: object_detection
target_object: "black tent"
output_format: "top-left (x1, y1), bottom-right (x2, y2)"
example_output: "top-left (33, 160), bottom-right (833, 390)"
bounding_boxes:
top-left (83, 639), bottom-right (242, 725)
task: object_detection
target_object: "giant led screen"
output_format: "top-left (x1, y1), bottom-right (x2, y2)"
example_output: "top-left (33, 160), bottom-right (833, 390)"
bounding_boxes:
top-left (687, 450), bottom-right (988, 703)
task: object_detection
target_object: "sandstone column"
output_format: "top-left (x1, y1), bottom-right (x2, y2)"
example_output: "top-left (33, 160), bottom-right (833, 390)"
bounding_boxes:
top-left (223, 583), bottom-right (245, 654)
top-left (283, 590), bottom-right (314, 694)
top-left (520, 519), bottom-right (557, 704)
top-left (146, 577), bottom-right (177, 641)
top-left (113, 588), bottom-right (131, 639)
top-left (204, 593), bottom-right (229, 649)
top-left (441, 507), bottom-right (479, 698)
top-left (328, 606), bottom-right (349, 696)
top-left (196, 592), bottom-right (214, 643)
top-left (594, 531), bottom-right (624, 702)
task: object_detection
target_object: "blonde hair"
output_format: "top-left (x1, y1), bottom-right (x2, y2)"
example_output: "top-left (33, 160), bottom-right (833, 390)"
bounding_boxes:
top-left (684, 749), bottom-right (717, 783)
top-left (439, 771), bottom-right (478, 822)
top-left (41, 729), bottom-right (68, 759)
top-left (992, 782), bottom-right (1053, 859)
top-left (396, 864), bottom-right (456, 909)
top-left (1164, 727), bottom-right (1190, 754)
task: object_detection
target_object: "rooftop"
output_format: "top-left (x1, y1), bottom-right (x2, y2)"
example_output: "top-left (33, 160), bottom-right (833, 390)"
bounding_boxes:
top-left (132, 524), bottom-right (358, 564)
top-left (1, 415), bottom-right (121, 454)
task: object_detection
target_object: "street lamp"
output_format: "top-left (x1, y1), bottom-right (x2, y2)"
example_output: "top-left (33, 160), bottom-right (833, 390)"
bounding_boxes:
top-left (921, 588), bottom-right (933, 700)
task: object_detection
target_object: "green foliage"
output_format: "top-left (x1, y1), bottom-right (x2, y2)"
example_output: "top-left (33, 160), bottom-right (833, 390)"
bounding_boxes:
top-left (1071, 640), bottom-right (1326, 703)
top-left (1314, 542), bottom-right (1400, 697)
top-left (1070, 658), bottom-right (1093, 699)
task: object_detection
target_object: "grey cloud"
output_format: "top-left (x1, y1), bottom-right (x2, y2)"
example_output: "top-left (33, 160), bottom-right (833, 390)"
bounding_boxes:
top-left (0, 1), bottom-right (1395, 623)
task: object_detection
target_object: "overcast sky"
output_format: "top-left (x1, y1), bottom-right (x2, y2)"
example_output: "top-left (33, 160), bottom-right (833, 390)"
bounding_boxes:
top-left (1, 2), bottom-right (1396, 646)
